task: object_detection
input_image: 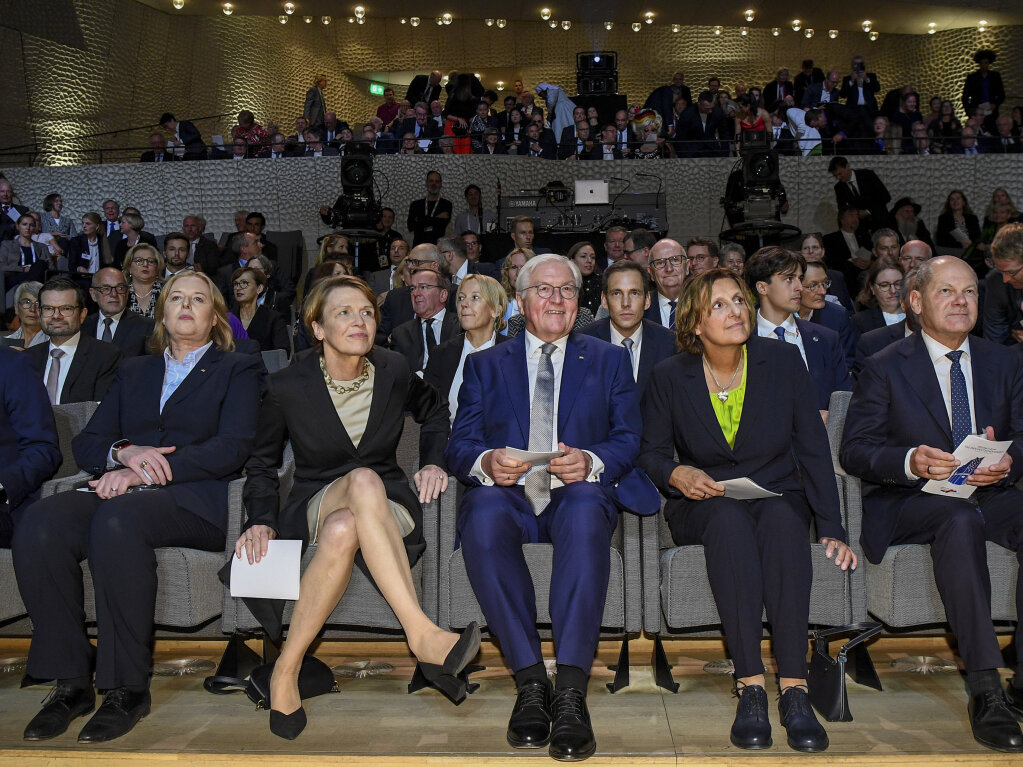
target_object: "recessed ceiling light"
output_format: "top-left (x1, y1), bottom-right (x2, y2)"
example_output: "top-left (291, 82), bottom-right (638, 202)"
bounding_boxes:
top-left (222, 3), bottom-right (233, 15)
top-left (172, 0), bottom-right (184, 9)
top-left (409, 16), bottom-right (420, 26)
top-left (540, 8), bottom-right (551, 21)
top-left (791, 19), bottom-right (801, 31)
top-left (284, 2), bottom-right (294, 13)
top-left (828, 29), bottom-right (838, 38)
top-left (604, 21), bottom-right (613, 30)
top-left (744, 9), bottom-right (755, 22)
top-left (632, 22), bottom-right (641, 32)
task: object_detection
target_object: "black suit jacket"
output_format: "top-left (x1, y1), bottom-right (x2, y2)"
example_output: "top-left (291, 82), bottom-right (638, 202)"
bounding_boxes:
top-left (177, 120), bottom-right (207, 159)
top-left (377, 286), bottom-right (415, 347)
top-left (0, 204), bottom-right (30, 241)
top-left (762, 80), bottom-right (794, 112)
top-left (638, 336), bottom-right (846, 542)
top-left (682, 109), bottom-right (728, 157)
top-left (833, 169), bottom-right (891, 230)
top-left (82, 310), bottom-right (154, 358)
top-left (853, 320), bottom-right (906, 378)
top-left (822, 230), bottom-right (872, 292)
top-left (586, 143), bottom-right (625, 160)
top-left (398, 117), bottom-right (440, 142)
top-left (851, 307), bottom-right (889, 336)
top-left (67, 232), bottom-right (116, 272)
top-left (405, 76), bottom-right (443, 107)
top-left (74, 347), bottom-right (262, 529)
top-left (841, 332), bottom-right (1023, 562)
top-left (26, 334), bottom-right (123, 404)
top-left (983, 268), bottom-right (1023, 346)
top-left (962, 70), bottom-right (1005, 116)
top-left (139, 151), bottom-right (179, 163)
top-left (191, 236), bottom-right (222, 275)
top-left (840, 73), bottom-right (881, 114)
top-left (423, 333), bottom-right (510, 407)
top-left (112, 231), bottom-right (159, 266)
top-left (579, 318), bottom-right (676, 394)
top-left (391, 311), bottom-right (462, 372)
top-left (805, 302), bottom-right (856, 375)
top-left (238, 305), bottom-right (290, 353)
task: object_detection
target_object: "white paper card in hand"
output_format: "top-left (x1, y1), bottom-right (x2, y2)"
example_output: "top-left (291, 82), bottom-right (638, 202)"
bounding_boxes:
top-left (230, 539), bottom-right (301, 600)
top-left (505, 447), bottom-right (564, 466)
top-left (721, 477), bottom-right (782, 500)
top-left (921, 434), bottom-right (1012, 499)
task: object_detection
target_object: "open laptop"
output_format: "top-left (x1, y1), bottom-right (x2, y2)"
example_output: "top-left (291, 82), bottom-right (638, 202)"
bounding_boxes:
top-left (574, 179), bottom-right (609, 205)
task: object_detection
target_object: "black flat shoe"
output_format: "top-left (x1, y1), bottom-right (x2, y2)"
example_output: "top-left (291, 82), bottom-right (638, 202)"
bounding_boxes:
top-left (549, 686), bottom-right (596, 762)
top-left (23, 683), bottom-right (95, 741)
top-left (250, 664), bottom-right (308, 740)
top-left (969, 688), bottom-right (1023, 752)
top-left (507, 678), bottom-right (552, 748)
top-left (1006, 679), bottom-right (1023, 722)
top-left (77, 687), bottom-right (150, 743)
top-left (778, 687), bottom-right (829, 753)
top-left (730, 684), bottom-right (772, 750)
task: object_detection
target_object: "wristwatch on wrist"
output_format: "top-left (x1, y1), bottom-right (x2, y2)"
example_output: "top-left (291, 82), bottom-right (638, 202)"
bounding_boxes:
top-left (111, 439), bottom-right (132, 465)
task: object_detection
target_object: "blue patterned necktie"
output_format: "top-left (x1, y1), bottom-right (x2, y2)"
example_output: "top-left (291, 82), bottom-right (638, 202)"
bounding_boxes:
top-left (946, 350), bottom-right (971, 448)
top-left (525, 343), bottom-right (556, 515)
top-left (773, 326), bottom-right (787, 342)
top-left (668, 300), bottom-right (677, 329)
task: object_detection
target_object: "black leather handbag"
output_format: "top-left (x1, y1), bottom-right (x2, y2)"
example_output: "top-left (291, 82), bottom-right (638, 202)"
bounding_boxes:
top-left (245, 656), bottom-right (339, 709)
top-left (807, 622), bottom-right (883, 721)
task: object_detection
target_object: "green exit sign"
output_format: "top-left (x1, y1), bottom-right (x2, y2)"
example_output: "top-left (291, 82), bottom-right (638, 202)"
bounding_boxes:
top-left (369, 84), bottom-right (385, 96)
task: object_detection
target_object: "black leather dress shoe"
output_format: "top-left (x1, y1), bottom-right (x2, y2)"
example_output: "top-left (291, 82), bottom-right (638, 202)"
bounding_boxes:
top-left (969, 688), bottom-right (1023, 752)
top-left (23, 684), bottom-right (95, 741)
top-left (549, 687), bottom-right (596, 762)
top-left (1005, 679), bottom-right (1023, 722)
top-left (778, 687), bottom-right (829, 753)
top-left (77, 687), bottom-right (151, 743)
top-left (730, 684), bottom-right (772, 749)
top-left (507, 679), bottom-right (552, 748)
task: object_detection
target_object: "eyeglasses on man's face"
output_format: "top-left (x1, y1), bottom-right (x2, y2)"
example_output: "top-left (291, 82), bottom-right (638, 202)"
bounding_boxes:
top-left (92, 284), bottom-right (128, 295)
top-left (523, 283), bottom-right (579, 300)
top-left (649, 255), bottom-right (684, 271)
top-left (40, 305), bottom-right (80, 317)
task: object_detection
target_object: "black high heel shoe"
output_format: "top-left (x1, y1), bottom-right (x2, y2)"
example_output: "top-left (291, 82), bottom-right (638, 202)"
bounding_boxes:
top-left (249, 664), bottom-right (308, 740)
top-left (418, 622), bottom-right (482, 705)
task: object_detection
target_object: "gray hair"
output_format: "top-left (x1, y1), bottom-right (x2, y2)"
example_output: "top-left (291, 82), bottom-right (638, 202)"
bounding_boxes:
top-left (185, 213), bottom-right (207, 230)
top-left (253, 254), bottom-right (274, 275)
top-left (719, 241), bottom-right (746, 259)
top-left (901, 268), bottom-right (922, 332)
top-left (871, 227), bottom-right (898, 247)
top-left (912, 256), bottom-right (977, 298)
top-left (516, 253), bottom-right (582, 294)
top-left (409, 242), bottom-right (443, 267)
top-left (14, 281), bottom-right (42, 303)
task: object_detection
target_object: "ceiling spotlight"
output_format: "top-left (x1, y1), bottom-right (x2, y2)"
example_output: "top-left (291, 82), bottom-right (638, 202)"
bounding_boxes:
top-left (604, 21), bottom-right (613, 30)
top-left (644, 12), bottom-right (654, 24)
top-left (828, 29), bottom-right (838, 38)
top-left (279, 15), bottom-right (288, 23)
top-left (740, 27), bottom-right (748, 36)
top-left (549, 20), bottom-right (557, 28)
top-left (357, 17), bottom-right (364, 23)
top-left (442, 12), bottom-right (452, 24)
top-left (771, 27), bottom-right (780, 36)
top-left (347, 16), bottom-right (354, 22)
top-left (869, 30), bottom-right (878, 41)
top-left (222, 3), bottom-right (233, 15)
top-left (172, 0), bottom-right (184, 8)
top-left (927, 22), bottom-right (936, 34)
top-left (978, 19), bottom-right (988, 31)
top-left (861, 20), bottom-right (871, 32)
top-left (791, 19), bottom-right (801, 31)
top-left (284, 2), bottom-right (294, 13)
top-left (321, 15), bottom-right (330, 24)
top-left (303, 15), bottom-right (311, 22)
top-left (561, 20), bottom-right (571, 29)
top-left (496, 18), bottom-right (506, 27)
top-left (436, 17), bottom-right (443, 25)
top-left (671, 23), bottom-right (681, 33)
top-left (353, 5), bottom-right (365, 18)
top-left (632, 22), bottom-right (641, 32)
top-left (485, 18), bottom-right (493, 26)
top-left (713, 25), bottom-right (723, 35)
top-left (540, 7), bottom-right (551, 20)
top-left (409, 16), bottom-right (419, 26)
top-left (744, 9), bottom-right (755, 22)
top-left (804, 28), bottom-right (814, 38)
top-left (399, 17), bottom-right (405, 23)
top-left (496, 80), bottom-right (504, 89)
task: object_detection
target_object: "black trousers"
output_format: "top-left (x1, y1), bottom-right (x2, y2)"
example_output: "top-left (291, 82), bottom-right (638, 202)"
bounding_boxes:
top-left (12, 488), bottom-right (223, 689)
top-left (890, 486), bottom-right (1023, 672)
top-left (667, 494), bottom-right (814, 679)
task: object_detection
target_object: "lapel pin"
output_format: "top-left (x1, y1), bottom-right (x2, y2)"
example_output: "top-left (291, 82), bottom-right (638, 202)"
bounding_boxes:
top-left (578, 355), bottom-right (584, 359)
top-left (200, 368), bottom-right (206, 372)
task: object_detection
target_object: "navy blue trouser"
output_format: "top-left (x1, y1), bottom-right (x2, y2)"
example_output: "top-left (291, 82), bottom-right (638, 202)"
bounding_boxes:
top-left (458, 481), bottom-right (618, 673)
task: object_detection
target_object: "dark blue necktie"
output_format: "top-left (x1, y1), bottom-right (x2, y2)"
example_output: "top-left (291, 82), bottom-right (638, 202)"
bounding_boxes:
top-left (668, 300), bottom-right (677, 329)
top-left (946, 350), bottom-right (971, 448)
top-left (773, 326), bottom-right (787, 342)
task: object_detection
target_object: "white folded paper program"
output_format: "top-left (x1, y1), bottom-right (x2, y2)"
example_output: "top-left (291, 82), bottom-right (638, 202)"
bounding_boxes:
top-left (720, 477), bottom-right (781, 501)
top-left (505, 447), bottom-right (565, 466)
top-left (922, 434), bottom-right (1012, 500)
top-left (230, 539), bottom-right (302, 600)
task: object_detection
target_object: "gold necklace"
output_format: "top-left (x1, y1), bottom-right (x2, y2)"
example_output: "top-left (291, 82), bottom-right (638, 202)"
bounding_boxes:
top-left (703, 348), bottom-right (744, 403)
top-left (320, 356), bottom-right (370, 395)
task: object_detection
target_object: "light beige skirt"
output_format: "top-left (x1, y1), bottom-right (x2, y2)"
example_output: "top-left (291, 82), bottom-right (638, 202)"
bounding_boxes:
top-left (305, 477), bottom-right (415, 544)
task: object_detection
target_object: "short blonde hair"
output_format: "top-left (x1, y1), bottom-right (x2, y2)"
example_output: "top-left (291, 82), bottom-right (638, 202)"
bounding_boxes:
top-left (149, 272), bottom-right (234, 355)
top-left (123, 242), bottom-right (165, 276)
top-left (501, 247), bottom-right (536, 298)
top-left (120, 211), bottom-right (144, 232)
top-left (303, 276), bottom-right (379, 356)
top-left (458, 274), bottom-right (508, 334)
top-left (675, 268), bottom-right (755, 355)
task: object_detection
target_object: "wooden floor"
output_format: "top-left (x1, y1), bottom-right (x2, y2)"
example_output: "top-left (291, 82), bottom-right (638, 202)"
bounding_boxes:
top-left (0, 636), bottom-right (1020, 765)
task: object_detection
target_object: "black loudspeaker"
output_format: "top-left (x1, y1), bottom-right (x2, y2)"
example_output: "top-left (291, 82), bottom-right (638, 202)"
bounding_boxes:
top-left (577, 51), bottom-right (617, 73)
top-left (742, 150), bottom-right (780, 187)
top-left (577, 75), bottom-right (618, 95)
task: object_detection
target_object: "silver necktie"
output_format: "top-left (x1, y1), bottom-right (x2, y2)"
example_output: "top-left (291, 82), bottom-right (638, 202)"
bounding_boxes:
top-left (524, 343), bottom-right (556, 515)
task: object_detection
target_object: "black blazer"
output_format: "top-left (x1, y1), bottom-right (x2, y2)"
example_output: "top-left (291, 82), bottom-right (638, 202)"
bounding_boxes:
top-left (112, 231), bottom-right (159, 265)
top-left (391, 312), bottom-right (462, 372)
top-left (638, 335), bottom-right (846, 542)
top-left (962, 70), bottom-right (1005, 115)
top-left (240, 348), bottom-right (448, 636)
top-left (833, 169), bottom-right (891, 230)
top-left (0, 204), bottom-right (30, 241)
top-left (139, 151), bottom-right (179, 163)
top-left (423, 333), bottom-right (510, 408)
top-left (177, 120), bottom-right (207, 159)
top-left (822, 230), bottom-right (872, 291)
top-left (840, 73), bottom-right (881, 114)
top-left (851, 306), bottom-right (888, 336)
top-left (804, 302), bottom-right (856, 375)
top-left (238, 305), bottom-right (290, 353)
top-left (191, 237), bottom-right (222, 275)
top-left (852, 320), bottom-right (906, 378)
top-left (377, 285), bottom-right (415, 346)
top-left (82, 310), bottom-right (154, 358)
top-left (73, 347), bottom-right (263, 529)
top-left (935, 212), bottom-right (981, 250)
top-left (25, 334), bottom-right (123, 404)
top-left (579, 318), bottom-right (677, 394)
top-left (67, 233), bottom-right (116, 272)
top-left (841, 332), bottom-right (1023, 563)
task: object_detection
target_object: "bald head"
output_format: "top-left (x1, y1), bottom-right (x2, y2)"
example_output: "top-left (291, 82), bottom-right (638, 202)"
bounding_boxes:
top-left (898, 239), bottom-right (932, 272)
top-left (647, 239), bottom-right (687, 299)
top-left (408, 243), bottom-right (443, 272)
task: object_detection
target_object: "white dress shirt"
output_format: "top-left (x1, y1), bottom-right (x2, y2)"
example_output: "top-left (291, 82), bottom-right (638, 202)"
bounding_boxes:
top-left (882, 310), bottom-right (907, 325)
top-left (610, 322), bottom-right (643, 382)
top-left (95, 308), bottom-right (126, 341)
top-left (657, 293), bottom-right (677, 328)
top-left (451, 260), bottom-right (468, 286)
top-left (756, 310), bottom-right (808, 366)
top-left (44, 332), bottom-right (81, 405)
top-left (420, 308), bottom-right (445, 370)
top-left (903, 332), bottom-right (976, 479)
top-left (470, 331), bottom-right (604, 487)
top-left (448, 333), bottom-right (497, 424)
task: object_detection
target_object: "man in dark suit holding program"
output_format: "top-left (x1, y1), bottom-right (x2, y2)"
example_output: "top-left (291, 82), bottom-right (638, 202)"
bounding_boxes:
top-left (841, 256), bottom-right (1023, 753)
top-left (446, 254), bottom-right (648, 761)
